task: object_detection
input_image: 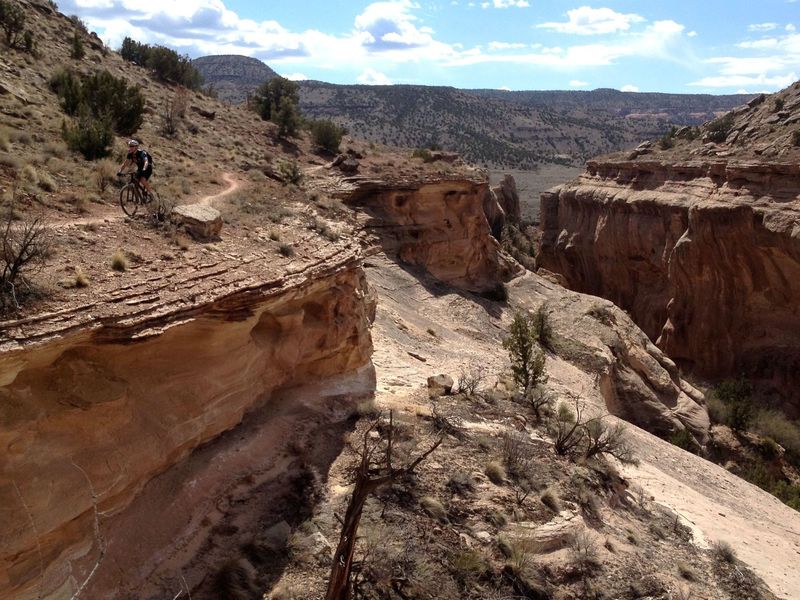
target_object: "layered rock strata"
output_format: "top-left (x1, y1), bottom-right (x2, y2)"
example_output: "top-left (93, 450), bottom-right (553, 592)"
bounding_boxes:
top-left (0, 246), bottom-right (376, 599)
top-left (539, 159), bottom-right (800, 412)
top-left (512, 273), bottom-right (709, 444)
top-left (339, 176), bottom-right (520, 292)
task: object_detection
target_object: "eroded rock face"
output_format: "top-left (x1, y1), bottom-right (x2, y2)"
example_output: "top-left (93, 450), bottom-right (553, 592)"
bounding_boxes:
top-left (511, 273), bottom-right (709, 444)
top-left (0, 252), bottom-right (376, 599)
top-left (539, 160), bottom-right (800, 413)
top-left (342, 176), bottom-right (520, 293)
top-left (484, 174), bottom-right (522, 238)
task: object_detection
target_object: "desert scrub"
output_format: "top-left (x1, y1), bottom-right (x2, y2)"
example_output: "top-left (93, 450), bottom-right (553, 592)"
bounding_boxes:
top-left (540, 488), bottom-right (560, 513)
top-left (420, 496), bottom-right (448, 522)
top-left (278, 243), bottom-right (295, 257)
top-left (484, 461), bottom-right (506, 485)
top-left (110, 250), bottom-right (128, 272)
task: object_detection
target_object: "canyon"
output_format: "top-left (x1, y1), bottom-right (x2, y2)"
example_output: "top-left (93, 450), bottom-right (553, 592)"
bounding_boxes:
top-left (539, 82), bottom-right (800, 413)
top-left (2, 3), bottom-right (800, 598)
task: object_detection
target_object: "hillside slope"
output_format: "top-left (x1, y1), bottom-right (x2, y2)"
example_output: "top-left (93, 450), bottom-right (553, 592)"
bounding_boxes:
top-left (192, 55), bottom-right (750, 170)
top-left (192, 54), bottom-right (278, 103)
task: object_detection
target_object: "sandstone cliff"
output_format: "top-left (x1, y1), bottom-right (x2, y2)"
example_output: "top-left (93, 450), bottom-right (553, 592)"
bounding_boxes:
top-left (0, 245), bottom-right (376, 599)
top-left (326, 172), bottom-right (708, 443)
top-left (539, 81), bottom-right (800, 413)
top-left (335, 175), bottom-right (521, 293)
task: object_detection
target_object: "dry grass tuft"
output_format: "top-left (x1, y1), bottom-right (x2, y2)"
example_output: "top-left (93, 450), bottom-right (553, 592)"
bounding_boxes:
top-left (485, 461), bottom-right (506, 485)
top-left (540, 488), bottom-right (560, 513)
top-left (420, 496), bottom-right (448, 522)
top-left (111, 250), bottom-right (129, 272)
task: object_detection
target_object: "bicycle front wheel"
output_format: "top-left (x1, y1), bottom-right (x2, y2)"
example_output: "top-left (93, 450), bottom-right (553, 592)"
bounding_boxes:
top-left (120, 184), bottom-right (139, 217)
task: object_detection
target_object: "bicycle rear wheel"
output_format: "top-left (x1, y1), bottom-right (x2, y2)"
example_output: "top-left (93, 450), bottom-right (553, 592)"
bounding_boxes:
top-left (120, 184), bottom-right (139, 217)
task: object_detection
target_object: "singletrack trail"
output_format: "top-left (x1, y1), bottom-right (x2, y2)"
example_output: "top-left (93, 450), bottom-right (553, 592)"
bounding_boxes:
top-left (198, 172), bottom-right (240, 206)
top-left (46, 172), bottom-right (241, 230)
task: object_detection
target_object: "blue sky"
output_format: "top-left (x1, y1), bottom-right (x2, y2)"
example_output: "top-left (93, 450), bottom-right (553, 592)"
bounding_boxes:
top-left (59, 1), bottom-right (799, 93)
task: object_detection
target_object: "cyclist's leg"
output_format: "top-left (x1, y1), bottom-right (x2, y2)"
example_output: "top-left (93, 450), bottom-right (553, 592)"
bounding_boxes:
top-left (138, 167), bottom-right (154, 196)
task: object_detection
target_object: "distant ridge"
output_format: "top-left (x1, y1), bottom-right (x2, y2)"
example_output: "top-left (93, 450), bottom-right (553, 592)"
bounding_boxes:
top-left (192, 55), bottom-right (278, 103)
top-left (194, 54), bottom-right (752, 169)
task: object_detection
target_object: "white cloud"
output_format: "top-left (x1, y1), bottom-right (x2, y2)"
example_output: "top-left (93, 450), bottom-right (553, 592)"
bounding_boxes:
top-left (488, 41), bottom-right (527, 50)
top-left (283, 72), bottom-right (308, 81)
top-left (748, 23), bottom-right (778, 32)
top-left (738, 38), bottom-right (779, 50)
top-left (787, 24), bottom-right (797, 32)
top-left (689, 72), bottom-right (797, 88)
top-left (538, 6), bottom-right (645, 36)
top-left (687, 30), bottom-right (697, 37)
top-left (569, 79), bottom-right (589, 87)
top-left (357, 68), bottom-right (393, 85)
top-left (620, 84), bottom-right (639, 92)
top-left (491, 0), bottom-right (529, 7)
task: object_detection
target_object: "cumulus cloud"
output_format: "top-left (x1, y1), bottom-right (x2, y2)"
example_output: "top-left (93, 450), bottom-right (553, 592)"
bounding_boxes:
top-left (449, 19), bottom-right (687, 68)
top-left (620, 84), bottom-right (639, 92)
top-left (538, 6), bottom-right (645, 36)
top-left (490, 0), bottom-right (529, 7)
top-left (488, 41), bottom-right (527, 50)
top-left (748, 23), bottom-right (778, 32)
top-left (357, 68), bottom-right (393, 85)
top-left (569, 79), bottom-right (589, 87)
top-left (284, 72), bottom-right (309, 81)
top-left (693, 31), bottom-right (800, 89)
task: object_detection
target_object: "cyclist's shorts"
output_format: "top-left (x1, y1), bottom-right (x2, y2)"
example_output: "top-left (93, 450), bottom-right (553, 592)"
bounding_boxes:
top-left (137, 166), bottom-right (153, 180)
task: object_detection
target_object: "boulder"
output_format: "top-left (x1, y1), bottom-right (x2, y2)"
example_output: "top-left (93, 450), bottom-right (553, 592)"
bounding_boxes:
top-left (427, 374), bottom-right (454, 396)
top-left (339, 158), bottom-right (360, 173)
top-left (171, 204), bottom-right (223, 241)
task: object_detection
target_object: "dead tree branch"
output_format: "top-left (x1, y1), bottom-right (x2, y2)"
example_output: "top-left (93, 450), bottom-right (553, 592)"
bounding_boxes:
top-left (324, 411), bottom-right (442, 600)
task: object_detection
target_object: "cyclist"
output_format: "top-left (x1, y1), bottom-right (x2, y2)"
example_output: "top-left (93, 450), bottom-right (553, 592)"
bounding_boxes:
top-left (118, 139), bottom-right (154, 198)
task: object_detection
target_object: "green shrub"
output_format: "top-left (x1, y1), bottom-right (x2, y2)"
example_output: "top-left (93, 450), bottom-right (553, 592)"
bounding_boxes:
top-left (706, 113), bottom-right (735, 143)
top-left (275, 95), bottom-right (300, 138)
top-left (110, 250), bottom-right (128, 271)
top-left (669, 428), bottom-right (695, 452)
top-left (61, 114), bottom-right (113, 160)
top-left (277, 159), bottom-right (302, 185)
top-left (252, 76), bottom-right (299, 122)
top-left (119, 37), bottom-right (202, 89)
top-left (503, 311), bottom-right (548, 393)
top-left (754, 409), bottom-right (800, 464)
top-left (711, 378), bottom-right (754, 432)
top-left (70, 30), bottom-right (84, 59)
top-left (50, 69), bottom-right (145, 137)
top-left (309, 119), bottom-right (345, 153)
top-left (0, 0), bottom-right (26, 48)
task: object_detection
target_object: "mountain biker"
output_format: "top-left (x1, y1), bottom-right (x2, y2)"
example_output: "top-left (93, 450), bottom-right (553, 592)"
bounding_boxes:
top-left (118, 139), bottom-right (154, 197)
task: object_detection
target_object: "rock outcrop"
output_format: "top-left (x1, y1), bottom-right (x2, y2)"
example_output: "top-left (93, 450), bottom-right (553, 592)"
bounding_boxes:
top-left (539, 157), bottom-right (800, 413)
top-left (484, 174), bottom-right (522, 239)
top-left (511, 273), bottom-right (709, 444)
top-left (171, 203), bottom-right (224, 240)
top-left (339, 175), bottom-right (520, 293)
top-left (0, 247), bottom-right (376, 599)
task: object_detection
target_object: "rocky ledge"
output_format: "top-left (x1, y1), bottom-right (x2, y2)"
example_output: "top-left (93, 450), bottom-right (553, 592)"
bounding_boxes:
top-left (539, 158), bottom-right (800, 413)
top-left (0, 244), bottom-right (376, 599)
top-left (334, 175), bottom-right (521, 293)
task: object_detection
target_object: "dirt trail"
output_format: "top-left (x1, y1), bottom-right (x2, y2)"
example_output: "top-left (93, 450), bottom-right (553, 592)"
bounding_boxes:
top-left (198, 172), bottom-right (240, 206)
top-left (43, 172), bottom-right (241, 231)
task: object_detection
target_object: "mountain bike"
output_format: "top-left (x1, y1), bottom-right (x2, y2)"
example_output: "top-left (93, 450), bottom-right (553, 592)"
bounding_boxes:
top-left (118, 172), bottom-right (166, 219)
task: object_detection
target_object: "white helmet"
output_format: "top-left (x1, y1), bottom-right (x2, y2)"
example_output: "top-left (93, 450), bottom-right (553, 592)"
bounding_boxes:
top-left (128, 139), bottom-right (139, 147)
